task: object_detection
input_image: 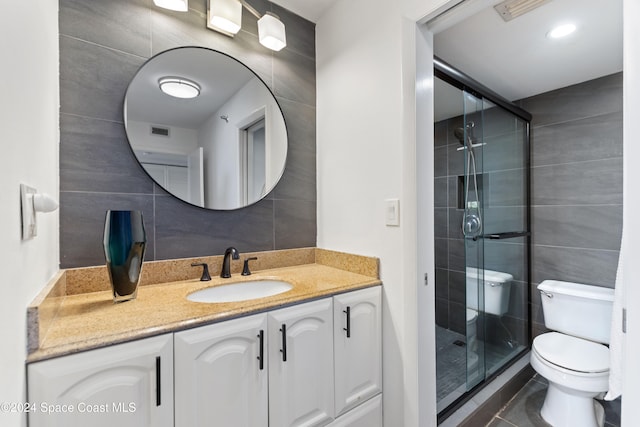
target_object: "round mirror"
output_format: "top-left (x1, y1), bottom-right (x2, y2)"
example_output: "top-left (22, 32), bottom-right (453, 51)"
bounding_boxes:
top-left (124, 47), bottom-right (288, 210)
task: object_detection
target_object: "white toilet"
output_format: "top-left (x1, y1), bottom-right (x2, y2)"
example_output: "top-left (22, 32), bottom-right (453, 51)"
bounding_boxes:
top-left (531, 280), bottom-right (614, 427)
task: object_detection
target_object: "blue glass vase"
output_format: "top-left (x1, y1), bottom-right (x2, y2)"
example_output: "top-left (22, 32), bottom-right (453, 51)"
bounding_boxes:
top-left (103, 210), bottom-right (147, 303)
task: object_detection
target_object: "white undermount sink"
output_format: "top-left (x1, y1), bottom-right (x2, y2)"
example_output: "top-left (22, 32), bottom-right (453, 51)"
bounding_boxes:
top-left (187, 280), bottom-right (293, 303)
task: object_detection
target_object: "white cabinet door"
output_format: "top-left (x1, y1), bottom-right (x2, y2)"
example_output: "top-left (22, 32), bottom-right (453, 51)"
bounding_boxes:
top-left (28, 334), bottom-right (173, 427)
top-left (268, 298), bottom-right (335, 427)
top-left (174, 314), bottom-right (268, 427)
top-left (333, 287), bottom-right (382, 416)
top-left (326, 394), bottom-right (382, 427)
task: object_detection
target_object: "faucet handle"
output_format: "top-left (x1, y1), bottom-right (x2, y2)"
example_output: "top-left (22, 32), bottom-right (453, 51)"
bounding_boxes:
top-left (191, 262), bottom-right (212, 281)
top-left (242, 257), bottom-right (258, 276)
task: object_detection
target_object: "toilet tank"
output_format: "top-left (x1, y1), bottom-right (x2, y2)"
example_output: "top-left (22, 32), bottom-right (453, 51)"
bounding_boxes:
top-left (466, 268), bottom-right (513, 316)
top-left (538, 280), bottom-right (614, 344)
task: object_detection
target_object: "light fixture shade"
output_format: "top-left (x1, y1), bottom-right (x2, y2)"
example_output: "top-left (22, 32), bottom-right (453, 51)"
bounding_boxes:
top-left (153, 0), bottom-right (188, 12)
top-left (207, 0), bottom-right (242, 36)
top-left (258, 12), bottom-right (286, 51)
top-left (158, 77), bottom-right (201, 99)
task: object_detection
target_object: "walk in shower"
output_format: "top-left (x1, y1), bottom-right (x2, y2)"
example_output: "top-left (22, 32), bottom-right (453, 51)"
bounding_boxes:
top-left (434, 59), bottom-right (531, 417)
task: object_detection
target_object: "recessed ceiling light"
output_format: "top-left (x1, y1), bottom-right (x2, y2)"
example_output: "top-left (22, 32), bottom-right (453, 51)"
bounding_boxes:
top-left (547, 23), bottom-right (576, 39)
top-left (158, 77), bottom-right (201, 99)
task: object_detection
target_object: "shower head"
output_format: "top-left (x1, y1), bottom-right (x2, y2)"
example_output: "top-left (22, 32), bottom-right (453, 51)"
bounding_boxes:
top-left (454, 121), bottom-right (476, 151)
top-left (453, 127), bottom-right (466, 145)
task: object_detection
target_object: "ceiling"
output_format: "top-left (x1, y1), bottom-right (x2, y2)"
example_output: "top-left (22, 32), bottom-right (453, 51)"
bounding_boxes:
top-left (126, 48), bottom-right (254, 128)
top-left (432, 0), bottom-right (623, 104)
top-left (270, 0), bottom-right (338, 23)
top-left (271, 0), bottom-right (621, 122)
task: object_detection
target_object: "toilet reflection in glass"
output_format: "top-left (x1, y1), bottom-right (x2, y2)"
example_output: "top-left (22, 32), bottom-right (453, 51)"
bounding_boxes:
top-left (531, 280), bottom-right (614, 427)
top-left (465, 268), bottom-right (514, 380)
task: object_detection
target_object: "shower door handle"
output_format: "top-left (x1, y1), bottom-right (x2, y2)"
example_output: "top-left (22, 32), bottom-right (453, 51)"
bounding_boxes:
top-left (481, 231), bottom-right (530, 240)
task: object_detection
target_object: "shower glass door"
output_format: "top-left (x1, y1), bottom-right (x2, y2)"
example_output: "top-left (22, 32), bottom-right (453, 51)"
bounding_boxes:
top-left (434, 71), bottom-right (530, 416)
top-left (477, 100), bottom-right (529, 376)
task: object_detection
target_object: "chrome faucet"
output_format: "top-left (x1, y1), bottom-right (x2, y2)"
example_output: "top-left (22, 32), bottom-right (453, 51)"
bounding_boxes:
top-left (220, 247), bottom-right (240, 278)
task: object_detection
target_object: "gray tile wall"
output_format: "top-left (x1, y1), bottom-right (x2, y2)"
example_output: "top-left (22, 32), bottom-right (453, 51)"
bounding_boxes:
top-left (518, 72), bottom-right (623, 338)
top-left (435, 73), bottom-right (623, 342)
top-left (59, 0), bottom-right (316, 268)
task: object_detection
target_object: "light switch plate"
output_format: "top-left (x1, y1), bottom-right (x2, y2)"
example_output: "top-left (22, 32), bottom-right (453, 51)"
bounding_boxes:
top-left (21, 184), bottom-right (37, 240)
top-left (385, 198), bottom-right (400, 226)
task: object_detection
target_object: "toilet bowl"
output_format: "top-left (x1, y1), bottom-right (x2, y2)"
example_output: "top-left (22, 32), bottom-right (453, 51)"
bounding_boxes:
top-left (531, 332), bottom-right (609, 427)
top-left (466, 309), bottom-right (479, 378)
top-left (466, 308), bottom-right (478, 352)
top-left (531, 281), bottom-right (614, 427)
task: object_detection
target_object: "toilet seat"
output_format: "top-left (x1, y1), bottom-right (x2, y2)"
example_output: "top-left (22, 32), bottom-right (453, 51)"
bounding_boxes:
top-left (533, 332), bottom-right (609, 374)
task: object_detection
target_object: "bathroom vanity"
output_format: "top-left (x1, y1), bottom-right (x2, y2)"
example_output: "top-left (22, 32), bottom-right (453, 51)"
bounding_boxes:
top-left (26, 248), bottom-right (382, 427)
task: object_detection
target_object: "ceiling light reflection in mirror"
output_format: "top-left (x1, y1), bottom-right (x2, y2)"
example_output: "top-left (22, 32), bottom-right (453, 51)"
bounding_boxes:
top-left (159, 77), bottom-right (201, 99)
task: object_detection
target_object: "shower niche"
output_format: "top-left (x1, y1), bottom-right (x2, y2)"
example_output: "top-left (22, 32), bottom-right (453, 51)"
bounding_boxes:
top-left (434, 59), bottom-right (531, 416)
top-left (456, 174), bottom-right (483, 210)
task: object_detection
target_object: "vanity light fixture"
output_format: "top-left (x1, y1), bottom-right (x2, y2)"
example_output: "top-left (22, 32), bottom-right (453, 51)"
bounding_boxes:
top-left (207, 0), bottom-right (287, 51)
top-left (258, 12), bottom-right (287, 51)
top-left (158, 77), bottom-right (201, 99)
top-left (153, 0), bottom-right (188, 12)
top-left (547, 23), bottom-right (577, 39)
top-left (207, 0), bottom-right (242, 36)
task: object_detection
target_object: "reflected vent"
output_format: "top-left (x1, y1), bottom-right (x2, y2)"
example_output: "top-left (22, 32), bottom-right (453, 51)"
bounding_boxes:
top-left (151, 126), bottom-right (170, 137)
top-left (494, 0), bottom-right (551, 22)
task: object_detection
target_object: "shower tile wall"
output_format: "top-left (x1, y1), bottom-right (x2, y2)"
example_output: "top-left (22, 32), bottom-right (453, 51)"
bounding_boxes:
top-left (435, 116), bottom-right (461, 333)
top-left (435, 114), bottom-right (468, 335)
top-left (518, 72), bottom-right (623, 338)
top-left (59, 0), bottom-right (316, 268)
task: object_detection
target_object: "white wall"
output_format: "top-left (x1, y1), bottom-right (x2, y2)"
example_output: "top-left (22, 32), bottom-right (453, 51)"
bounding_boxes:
top-left (199, 106), bottom-right (241, 208)
top-left (317, 1), bottom-right (446, 425)
top-left (622, 0), bottom-right (640, 423)
top-left (0, 2), bottom-right (59, 427)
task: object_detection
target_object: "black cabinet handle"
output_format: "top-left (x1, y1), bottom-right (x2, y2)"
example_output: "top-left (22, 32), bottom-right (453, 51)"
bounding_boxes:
top-left (155, 356), bottom-right (161, 406)
top-left (257, 330), bottom-right (264, 370)
top-left (343, 306), bottom-right (351, 338)
top-left (279, 324), bottom-right (287, 362)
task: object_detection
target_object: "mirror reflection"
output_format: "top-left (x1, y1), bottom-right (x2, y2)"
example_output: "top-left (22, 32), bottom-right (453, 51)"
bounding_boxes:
top-left (124, 47), bottom-right (288, 210)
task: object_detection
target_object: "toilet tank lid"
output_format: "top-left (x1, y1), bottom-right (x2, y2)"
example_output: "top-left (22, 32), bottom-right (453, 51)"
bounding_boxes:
top-left (538, 280), bottom-right (614, 301)
top-left (466, 267), bottom-right (513, 283)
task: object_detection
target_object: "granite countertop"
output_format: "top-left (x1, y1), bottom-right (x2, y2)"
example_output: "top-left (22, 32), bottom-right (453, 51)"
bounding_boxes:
top-left (27, 249), bottom-right (381, 363)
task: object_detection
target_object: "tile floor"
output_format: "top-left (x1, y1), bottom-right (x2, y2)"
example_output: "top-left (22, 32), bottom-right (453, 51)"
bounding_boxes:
top-left (436, 325), bottom-right (527, 410)
top-left (486, 375), bottom-right (622, 427)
